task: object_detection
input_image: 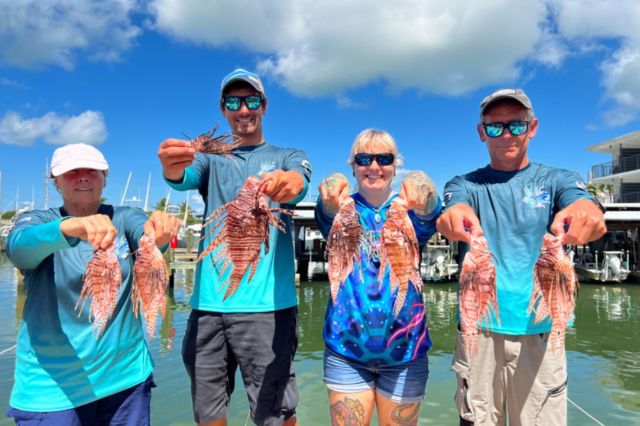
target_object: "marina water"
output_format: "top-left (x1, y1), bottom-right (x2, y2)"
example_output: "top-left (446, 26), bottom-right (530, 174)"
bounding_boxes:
top-left (0, 253), bottom-right (638, 425)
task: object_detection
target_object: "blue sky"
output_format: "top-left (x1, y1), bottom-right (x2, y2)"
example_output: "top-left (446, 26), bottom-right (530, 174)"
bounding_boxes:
top-left (1, 0), bottom-right (640, 214)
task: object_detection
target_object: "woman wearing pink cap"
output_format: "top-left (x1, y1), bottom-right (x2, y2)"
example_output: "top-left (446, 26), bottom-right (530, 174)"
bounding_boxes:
top-left (5, 143), bottom-right (180, 425)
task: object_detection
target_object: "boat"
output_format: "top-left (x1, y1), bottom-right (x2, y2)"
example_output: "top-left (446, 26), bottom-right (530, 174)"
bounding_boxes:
top-left (569, 245), bottom-right (630, 283)
top-left (421, 240), bottom-right (459, 282)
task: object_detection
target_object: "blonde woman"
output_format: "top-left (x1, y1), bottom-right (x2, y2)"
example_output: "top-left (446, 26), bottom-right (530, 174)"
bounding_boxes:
top-left (315, 129), bottom-right (441, 425)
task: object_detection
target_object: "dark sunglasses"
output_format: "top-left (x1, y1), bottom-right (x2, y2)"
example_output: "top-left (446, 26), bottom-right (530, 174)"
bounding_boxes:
top-left (353, 153), bottom-right (395, 167)
top-left (222, 95), bottom-right (263, 111)
top-left (482, 121), bottom-right (529, 138)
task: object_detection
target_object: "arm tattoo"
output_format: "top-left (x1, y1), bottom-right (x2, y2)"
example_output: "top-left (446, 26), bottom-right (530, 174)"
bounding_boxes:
top-left (330, 395), bottom-right (366, 426)
top-left (387, 403), bottom-right (420, 426)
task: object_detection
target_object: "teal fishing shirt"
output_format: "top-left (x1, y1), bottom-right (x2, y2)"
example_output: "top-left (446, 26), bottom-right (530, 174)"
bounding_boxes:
top-left (5, 205), bottom-right (154, 411)
top-left (443, 162), bottom-right (594, 335)
top-left (315, 193), bottom-right (441, 365)
top-left (165, 142), bottom-right (312, 313)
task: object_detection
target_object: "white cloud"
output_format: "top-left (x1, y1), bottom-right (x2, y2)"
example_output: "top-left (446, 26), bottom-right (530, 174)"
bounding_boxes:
top-left (0, 0), bottom-right (141, 69)
top-left (0, 110), bottom-right (107, 146)
top-left (549, 0), bottom-right (640, 125)
top-left (148, 0), bottom-right (640, 126)
top-left (150, 0), bottom-right (548, 97)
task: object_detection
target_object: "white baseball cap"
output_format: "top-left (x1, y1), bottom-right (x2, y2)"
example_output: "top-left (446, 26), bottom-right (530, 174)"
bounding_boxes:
top-left (50, 143), bottom-right (109, 177)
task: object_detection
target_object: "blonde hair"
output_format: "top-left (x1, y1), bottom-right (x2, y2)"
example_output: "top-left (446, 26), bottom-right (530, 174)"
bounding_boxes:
top-left (348, 128), bottom-right (403, 167)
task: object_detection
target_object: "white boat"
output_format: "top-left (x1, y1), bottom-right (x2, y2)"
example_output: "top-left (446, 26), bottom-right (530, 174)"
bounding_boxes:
top-left (569, 246), bottom-right (630, 283)
top-left (421, 243), bottom-right (459, 282)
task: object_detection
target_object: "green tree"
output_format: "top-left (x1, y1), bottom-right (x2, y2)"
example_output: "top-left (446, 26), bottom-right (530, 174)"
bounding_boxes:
top-left (179, 201), bottom-right (197, 225)
top-left (154, 197), bottom-right (168, 211)
top-left (1, 210), bottom-right (15, 220)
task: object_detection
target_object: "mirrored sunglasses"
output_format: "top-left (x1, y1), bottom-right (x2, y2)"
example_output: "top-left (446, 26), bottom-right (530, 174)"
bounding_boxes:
top-left (353, 153), bottom-right (395, 167)
top-left (482, 121), bottom-right (529, 138)
top-left (223, 95), bottom-right (263, 111)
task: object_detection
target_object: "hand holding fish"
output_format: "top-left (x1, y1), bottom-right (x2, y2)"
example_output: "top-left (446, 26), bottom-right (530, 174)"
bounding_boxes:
top-left (60, 214), bottom-right (118, 250)
top-left (399, 171), bottom-right (437, 215)
top-left (319, 173), bottom-right (350, 215)
top-left (143, 211), bottom-right (182, 248)
top-left (158, 138), bottom-right (196, 182)
top-left (436, 203), bottom-right (484, 243)
top-left (550, 198), bottom-right (606, 245)
top-left (260, 169), bottom-right (305, 203)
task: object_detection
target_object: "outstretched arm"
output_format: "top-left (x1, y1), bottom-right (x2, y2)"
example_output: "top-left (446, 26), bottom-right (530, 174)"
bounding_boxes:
top-left (550, 198), bottom-right (606, 245)
top-left (260, 169), bottom-right (306, 203)
top-left (318, 173), bottom-right (350, 215)
top-left (436, 203), bottom-right (483, 243)
top-left (143, 211), bottom-right (182, 248)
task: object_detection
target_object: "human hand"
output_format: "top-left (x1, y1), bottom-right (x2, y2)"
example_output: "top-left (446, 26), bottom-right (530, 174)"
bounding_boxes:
top-left (144, 211), bottom-right (182, 247)
top-left (158, 138), bottom-right (196, 182)
top-left (60, 214), bottom-right (118, 250)
top-left (550, 198), bottom-right (606, 245)
top-left (399, 171), bottom-right (437, 215)
top-left (436, 203), bottom-right (483, 243)
top-left (260, 170), bottom-right (305, 203)
top-left (318, 173), bottom-right (350, 215)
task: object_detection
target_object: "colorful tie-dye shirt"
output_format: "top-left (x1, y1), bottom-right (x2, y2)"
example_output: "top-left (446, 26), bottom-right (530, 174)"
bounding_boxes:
top-left (315, 192), bottom-right (441, 365)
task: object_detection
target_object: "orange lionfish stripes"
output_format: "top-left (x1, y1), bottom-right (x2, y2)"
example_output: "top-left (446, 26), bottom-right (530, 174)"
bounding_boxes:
top-left (529, 233), bottom-right (579, 352)
top-left (378, 198), bottom-right (422, 317)
top-left (459, 236), bottom-right (499, 355)
top-left (326, 197), bottom-right (363, 303)
top-left (190, 125), bottom-right (242, 154)
top-left (76, 246), bottom-right (122, 337)
top-left (132, 235), bottom-right (169, 339)
top-left (197, 176), bottom-right (292, 299)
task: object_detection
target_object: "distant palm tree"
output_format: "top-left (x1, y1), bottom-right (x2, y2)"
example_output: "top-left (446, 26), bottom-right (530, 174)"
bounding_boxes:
top-left (154, 197), bottom-right (168, 211)
top-left (179, 201), bottom-right (197, 225)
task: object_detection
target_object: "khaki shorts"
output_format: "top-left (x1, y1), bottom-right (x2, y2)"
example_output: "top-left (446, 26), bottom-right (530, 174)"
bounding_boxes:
top-left (452, 330), bottom-right (567, 426)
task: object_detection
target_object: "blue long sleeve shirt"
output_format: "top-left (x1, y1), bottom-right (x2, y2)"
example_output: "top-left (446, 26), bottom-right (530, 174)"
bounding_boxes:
top-left (6, 205), bottom-right (154, 411)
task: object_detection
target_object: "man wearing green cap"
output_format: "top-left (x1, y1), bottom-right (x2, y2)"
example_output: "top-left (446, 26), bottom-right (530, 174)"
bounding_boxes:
top-left (158, 68), bottom-right (311, 426)
top-left (437, 88), bottom-right (606, 425)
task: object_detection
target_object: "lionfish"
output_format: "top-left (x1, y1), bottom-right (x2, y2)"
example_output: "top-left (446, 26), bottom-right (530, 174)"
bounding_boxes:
top-left (197, 176), bottom-right (293, 299)
top-left (379, 198), bottom-right (423, 317)
top-left (459, 236), bottom-right (499, 355)
top-left (189, 124), bottom-right (242, 154)
top-left (529, 233), bottom-right (579, 352)
top-left (132, 235), bottom-right (169, 339)
top-left (76, 246), bottom-right (122, 337)
top-left (326, 197), bottom-right (363, 303)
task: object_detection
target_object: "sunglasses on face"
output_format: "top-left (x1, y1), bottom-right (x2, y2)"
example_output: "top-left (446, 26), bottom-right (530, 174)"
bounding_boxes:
top-left (353, 153), bottom-right (395, 167)
top-left (482, 121), bottom-right (529, 138)
top-left (222, 95), bottom-right (263, 111)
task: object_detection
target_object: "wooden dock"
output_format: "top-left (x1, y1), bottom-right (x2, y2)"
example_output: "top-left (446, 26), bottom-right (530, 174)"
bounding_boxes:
top-left (167, 248), bottom-right (198, 286)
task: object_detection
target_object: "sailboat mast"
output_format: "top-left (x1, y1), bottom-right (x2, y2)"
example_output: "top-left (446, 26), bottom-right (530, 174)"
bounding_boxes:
top-left (44, 159), bottom-right (50, 209)
top-left (120, 171), bottom-right (132, 206)
top-left (143, 172), bottom-right (151, 212)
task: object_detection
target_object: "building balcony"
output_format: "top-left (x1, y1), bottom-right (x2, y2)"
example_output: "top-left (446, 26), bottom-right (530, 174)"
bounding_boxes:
top-left (591, 154), bottom-right (640, 179)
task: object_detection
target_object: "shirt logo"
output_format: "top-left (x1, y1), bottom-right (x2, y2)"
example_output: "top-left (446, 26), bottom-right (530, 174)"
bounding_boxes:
top-left (300, 159), bottom-right (312, 175)
top-left (258, 161), bottom-right (277, 175)
top-left (443, 192), bottom-right (453, 204)
top-left (522, 186), bottom-right (550, 208)
top-left (114, 235), bottom-right (130, 259)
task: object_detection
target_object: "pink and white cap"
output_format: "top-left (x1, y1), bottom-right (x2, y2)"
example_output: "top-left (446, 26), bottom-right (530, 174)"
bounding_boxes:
top-left (50, 143), bottom-right (109, 177)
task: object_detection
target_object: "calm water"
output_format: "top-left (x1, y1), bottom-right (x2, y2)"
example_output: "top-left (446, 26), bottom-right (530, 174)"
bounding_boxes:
top-left (0, 253), bottom-right (639, 425)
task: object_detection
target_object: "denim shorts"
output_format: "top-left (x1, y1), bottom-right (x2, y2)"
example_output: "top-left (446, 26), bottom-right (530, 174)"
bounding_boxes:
top-left (323, 349), bottom-right (429, 404)
top-left (6, 374), bottom-right (155, 426)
